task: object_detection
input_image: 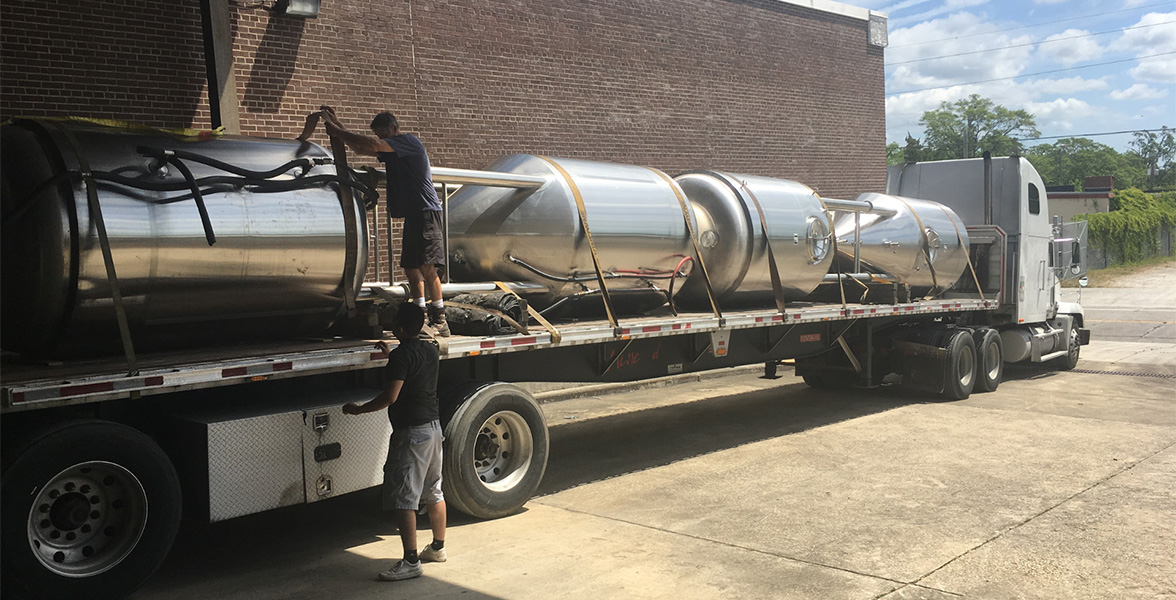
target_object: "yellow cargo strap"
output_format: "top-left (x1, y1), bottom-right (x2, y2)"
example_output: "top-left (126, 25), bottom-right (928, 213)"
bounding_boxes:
top-left (536, 155), bottom-right (619, 330)
top-left (49, 121), bottom-right (139, 374)
top-left (495, 282), bottom-right (562, 344)
top-left (330, 129), bottom-right (359, 316)
top-left (445, 300), bottom-right (529, 335)
top-left (938, 205), bottom-right (986, 302)
top-left (827, 211), bottom-right (848, 309)
top-left (644, 167), bottom-right (723, 321)
top-left (739, 180), bottom-right (788, 314)
top-left (295, 110), bottom-right (358, 315)
top-left (893, 196), bottom-right (940, 300)
top-left (3, 116), bottom-right (224, 141)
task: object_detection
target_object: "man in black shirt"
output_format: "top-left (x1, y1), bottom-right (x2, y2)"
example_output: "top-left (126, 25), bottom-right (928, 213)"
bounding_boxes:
top-left (343, 303), bottom-right (447, 581)
top-left (319, 105), bottom-right (450, 337)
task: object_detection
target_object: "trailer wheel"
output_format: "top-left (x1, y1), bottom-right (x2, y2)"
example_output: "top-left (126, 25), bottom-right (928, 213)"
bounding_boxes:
top-left (442, 383), bottom-right (549, 519)
top-left (973, 329), bottom-right (1003, 393)
top-left (1, 420), bottom-right (181, 600)
top-left (942, 330), bottom-right (977, 400)
top-left (1054, 323), bottom-right (1081, 371)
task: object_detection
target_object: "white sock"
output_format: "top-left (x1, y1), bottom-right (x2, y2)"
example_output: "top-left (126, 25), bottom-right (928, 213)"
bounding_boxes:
top-left (415, 297), bottom-right (426, 308)
top-left (430, 299), bottom-right (444, 309)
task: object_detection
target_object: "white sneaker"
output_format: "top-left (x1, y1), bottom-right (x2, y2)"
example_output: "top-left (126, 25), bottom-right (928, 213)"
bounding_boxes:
top-left (377, 559), bottom-right (422, 581)
top-left (420, 545), bottom-right (447, 563)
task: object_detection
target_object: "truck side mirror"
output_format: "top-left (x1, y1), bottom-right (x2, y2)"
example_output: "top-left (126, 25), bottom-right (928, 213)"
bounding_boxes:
top-left (1079, 276), bottom-right (1089, 288)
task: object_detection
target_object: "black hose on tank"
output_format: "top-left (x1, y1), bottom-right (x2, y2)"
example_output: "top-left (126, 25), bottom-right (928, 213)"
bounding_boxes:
top-left (165, 155), bottom-right (217, 246)
top-left (137, 146), bottom-right (321, 180)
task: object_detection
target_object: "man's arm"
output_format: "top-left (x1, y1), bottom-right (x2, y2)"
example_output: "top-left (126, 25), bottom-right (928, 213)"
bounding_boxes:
top-left (342, 340), bottom-right (402, 415)
top-left (343, 379), bottom-right (405, 415)
top-left (319, 105), bottom-right (393, 156)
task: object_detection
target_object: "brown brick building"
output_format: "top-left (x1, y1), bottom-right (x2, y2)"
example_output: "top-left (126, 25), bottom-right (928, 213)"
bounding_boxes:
top-left (1, 0), bottom-right (887, 282)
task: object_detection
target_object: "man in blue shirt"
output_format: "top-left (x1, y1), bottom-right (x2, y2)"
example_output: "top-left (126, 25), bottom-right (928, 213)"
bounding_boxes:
top-left (320, 106), bottom-right (449, 336)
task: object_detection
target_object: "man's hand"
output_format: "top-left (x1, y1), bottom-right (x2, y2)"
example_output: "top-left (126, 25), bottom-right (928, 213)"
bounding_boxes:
top-left (319, 105), bottom-right (339, 123)
top-left (342, 402), bottom-right (363, 415)
top-left (375, 341), bottom-right (391, 355)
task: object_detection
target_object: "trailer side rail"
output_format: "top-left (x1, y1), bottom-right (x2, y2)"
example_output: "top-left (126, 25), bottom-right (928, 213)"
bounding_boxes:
top-left (3, 298), bottom-right (995, 411)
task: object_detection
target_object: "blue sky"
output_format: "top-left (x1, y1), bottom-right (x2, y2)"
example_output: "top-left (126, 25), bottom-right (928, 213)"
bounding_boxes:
top-left (843, 0), bottom-right (1176, 152)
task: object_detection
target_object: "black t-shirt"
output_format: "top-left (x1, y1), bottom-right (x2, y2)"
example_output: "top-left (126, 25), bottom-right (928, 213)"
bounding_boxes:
top-left (376, 134), bottom-right (442, 215)
top-left (384, 338), bottom-right (440, 428)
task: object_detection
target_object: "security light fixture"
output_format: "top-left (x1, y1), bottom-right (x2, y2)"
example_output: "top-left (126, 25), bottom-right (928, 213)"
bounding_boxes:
top-left (276, 0), bottom-right (320, 18)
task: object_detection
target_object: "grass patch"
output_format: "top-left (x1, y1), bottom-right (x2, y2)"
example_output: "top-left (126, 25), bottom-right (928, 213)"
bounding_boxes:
top-left (1061, 254), bottom-right (1176, 288)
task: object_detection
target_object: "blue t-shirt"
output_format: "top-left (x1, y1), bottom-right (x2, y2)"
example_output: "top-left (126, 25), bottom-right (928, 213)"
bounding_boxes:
top-left (377, 133), bottom-right (442, 214)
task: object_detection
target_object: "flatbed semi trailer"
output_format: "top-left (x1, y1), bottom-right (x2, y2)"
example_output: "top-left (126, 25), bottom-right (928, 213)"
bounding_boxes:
top-left (0, 118), bottom-right (1086, 600)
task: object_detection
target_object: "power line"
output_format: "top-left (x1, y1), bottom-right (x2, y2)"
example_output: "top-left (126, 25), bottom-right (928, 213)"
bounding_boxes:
top-left (1017, 128), bottom-right (1171, 142)
top-left (887, 20), bottom-right (1176, 67)
top-left (887, 2), bottom-right (1174, 48)
top-left (888, 51), bottom-right (1176, 95)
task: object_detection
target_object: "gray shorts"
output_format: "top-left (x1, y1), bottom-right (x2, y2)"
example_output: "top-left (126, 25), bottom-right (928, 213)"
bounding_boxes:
top-left (382, 420), bottom-right (444, 511)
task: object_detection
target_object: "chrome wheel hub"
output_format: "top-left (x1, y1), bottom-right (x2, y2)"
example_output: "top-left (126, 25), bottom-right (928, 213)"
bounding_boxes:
top-left (473, 411), bottom-right (534, 492)
top-left (28, 461), bottom-right (148, 578)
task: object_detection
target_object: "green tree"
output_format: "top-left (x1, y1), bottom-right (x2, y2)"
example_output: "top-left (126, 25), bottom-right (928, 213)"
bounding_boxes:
top-left (886, 142), bottom-right (903, 166)
top-left (902, 133), bottom-right (924, 164)
top-left (1024, 137), bottom-right (1146, 190)
top-left (1129, 126), bottom-right (1176, 190)
top-left (918, 94), bottom-right (1039, 160)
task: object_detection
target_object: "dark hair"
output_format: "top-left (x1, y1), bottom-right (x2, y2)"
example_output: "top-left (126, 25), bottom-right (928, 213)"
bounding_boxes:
top-left (393, 302), bottom-right (425, 335)
top-left (370, 111), bottom-right (398, 130)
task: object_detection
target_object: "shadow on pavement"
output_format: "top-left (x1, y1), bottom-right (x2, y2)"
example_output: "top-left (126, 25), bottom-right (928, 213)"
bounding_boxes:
top-left (538, 382), bottom-right (922, 497)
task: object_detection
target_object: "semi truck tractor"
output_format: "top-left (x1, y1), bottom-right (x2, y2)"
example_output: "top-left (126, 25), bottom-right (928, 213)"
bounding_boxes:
top-left (0, 119), bottom-right (1087, 599)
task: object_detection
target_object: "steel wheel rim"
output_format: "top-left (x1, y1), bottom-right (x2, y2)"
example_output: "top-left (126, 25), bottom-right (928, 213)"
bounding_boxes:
top-left (27, 461), bottom-right (148, 578)
top-left (958, 344), bottom-right (975, 389)
top-left (984, 340), bottom-right (1001, 380)
top-left (1068, 328), bottom-right (1080, 360)
top-left (473, 410), bottom-right (534, 492)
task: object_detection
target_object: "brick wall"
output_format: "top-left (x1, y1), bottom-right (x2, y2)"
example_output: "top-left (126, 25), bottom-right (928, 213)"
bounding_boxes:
top-left (2, 0), bottom-right (885, 283)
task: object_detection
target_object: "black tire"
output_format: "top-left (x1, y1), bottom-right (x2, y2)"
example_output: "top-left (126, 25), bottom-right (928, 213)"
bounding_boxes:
top-left (1, 420), bottom-right (182, 600)
top-left (1054, 322), bottom-right (1081, 371)
top-left (442, 383), bottom-right (549, 519)
top-left (973, 328), bottom-right (1003, 393)
top-left (941, 330), bottom-right (978, 400)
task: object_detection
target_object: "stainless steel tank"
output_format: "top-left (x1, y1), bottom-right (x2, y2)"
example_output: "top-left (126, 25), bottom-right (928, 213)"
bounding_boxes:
top-left (832, 192), bottom-right (970, 295)
top-left (445, 155), bottom-right (697, 313)
top-left (0, 119), bottom-right (367, 355)
top-left (673, 171), bottom-right (832, 306)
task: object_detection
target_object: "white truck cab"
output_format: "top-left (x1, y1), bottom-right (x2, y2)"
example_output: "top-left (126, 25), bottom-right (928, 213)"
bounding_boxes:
top-left (886, 155), bottom-right (1090, 368)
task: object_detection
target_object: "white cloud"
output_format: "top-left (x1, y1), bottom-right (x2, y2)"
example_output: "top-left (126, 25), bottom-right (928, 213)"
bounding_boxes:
top-left (887, 12), bottom-right (1035, 91)
top-left (1110, 83), bottom-right (1170, 101)
top-left (1027, 77), bottom-right (1110, 94)
top-left (1037, 29), bottom-right (1105, 67)
top-left (1033, 0), bottom-right (1067, 4)
top-left (879, 0), bottom-right (931, 14)
top-left (1117, 11), bottom-right (1176, 83)
top-left (1024, 98), bottom-right (1097, 132)
top-left (882, 7), bottom-right (1172, 151)
top-left (1129, 56), bottom-right (1176, 84)
top-left (889, 0), bottom-right (989, 27)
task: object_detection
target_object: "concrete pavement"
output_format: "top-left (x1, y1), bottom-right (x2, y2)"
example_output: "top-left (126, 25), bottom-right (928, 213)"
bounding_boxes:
top-left (131, 264), bottom-right (1176, 600)
top-left (133, 365), bottom-right (1175, 600)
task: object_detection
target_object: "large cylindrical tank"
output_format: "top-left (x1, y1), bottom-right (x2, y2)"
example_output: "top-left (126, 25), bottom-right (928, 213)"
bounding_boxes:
top-left (445, 155), bottom-right (696, 313)
top-left (0, 120), bottom-right (367, 356)
top-left (673, 171), bottom-right (832, 306)
top-left (832, 192), bottom-right (970, 294)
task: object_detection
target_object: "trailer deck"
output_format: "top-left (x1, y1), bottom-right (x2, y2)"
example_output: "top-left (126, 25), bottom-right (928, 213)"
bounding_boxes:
top-left (2, 295), bottom-right (996, 411)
